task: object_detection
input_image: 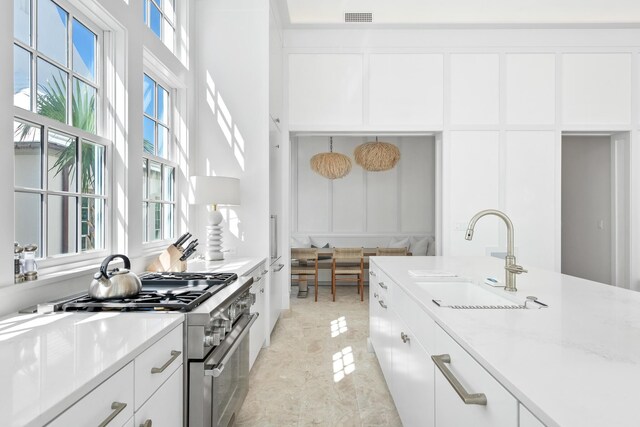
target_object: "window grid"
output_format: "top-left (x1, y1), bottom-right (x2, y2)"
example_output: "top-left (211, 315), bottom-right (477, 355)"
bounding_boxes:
top-left (13, 0), bottom-right (101, 135)
top-left (143, 0), bottom-right (176, 51)
top-left (142, 72), bottom-right (176, 243)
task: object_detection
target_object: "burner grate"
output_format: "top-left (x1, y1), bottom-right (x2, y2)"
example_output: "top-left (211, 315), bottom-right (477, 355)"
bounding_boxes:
top-left (61, 289), bottom-right (212, 312)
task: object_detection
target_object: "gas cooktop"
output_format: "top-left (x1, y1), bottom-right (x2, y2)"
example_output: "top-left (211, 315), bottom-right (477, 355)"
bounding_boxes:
top-left (60, 289), bottom-right (212, 312)
top-left (139, 272), bottom-right (238, 289)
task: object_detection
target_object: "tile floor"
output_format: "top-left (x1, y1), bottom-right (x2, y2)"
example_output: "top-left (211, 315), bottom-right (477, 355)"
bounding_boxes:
top-left (236, 284), bottom-right (402, 427)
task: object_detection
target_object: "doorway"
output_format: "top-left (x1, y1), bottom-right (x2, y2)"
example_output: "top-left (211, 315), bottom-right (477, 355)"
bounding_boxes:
top-left (561, 132), bottom-right (630, 286)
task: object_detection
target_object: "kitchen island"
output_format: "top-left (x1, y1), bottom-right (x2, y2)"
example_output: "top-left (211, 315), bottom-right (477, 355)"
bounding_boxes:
top-left (370, 256), bottom-right (640, 427)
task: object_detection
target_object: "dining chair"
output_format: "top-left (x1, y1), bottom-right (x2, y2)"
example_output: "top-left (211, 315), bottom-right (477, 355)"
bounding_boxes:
top-left (375, 247), bottom-right (408, 256)
top-left (332, 248), bottom-right (365, 302)
top-left (291, 248), bottom-right (320, 301)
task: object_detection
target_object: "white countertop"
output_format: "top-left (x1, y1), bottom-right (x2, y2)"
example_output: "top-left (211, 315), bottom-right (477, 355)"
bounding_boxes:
top-left (372, 256), bottom-right (640, 427)
top-left (0, 311), bottom-right (183, 427)
top-left (186, 256), bottom-right (266, 276)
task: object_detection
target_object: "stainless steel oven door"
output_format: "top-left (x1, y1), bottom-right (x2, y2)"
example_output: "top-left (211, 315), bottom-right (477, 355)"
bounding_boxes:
top-left (189, 313), bottom-right (258, 427)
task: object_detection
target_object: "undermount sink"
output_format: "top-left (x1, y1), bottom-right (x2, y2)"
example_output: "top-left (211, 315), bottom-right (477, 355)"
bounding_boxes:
top-left (417, 281), bottom-right (533, 309)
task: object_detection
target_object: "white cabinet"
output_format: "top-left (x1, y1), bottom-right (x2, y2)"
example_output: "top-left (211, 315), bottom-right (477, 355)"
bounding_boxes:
top-left (269, 259), bottom-right (285, 333)
top-left (450, 54), bottom-right (500, 125)
top-left (506, 54), bottom-right (556, 125)
top-left (269, 5), bottom-right (283, 127)
top-left (246, 263), bottom-right (268, 369)
top-left (134, 367), bottom-right (183, 427)
top-left (519, 404), bottom-right (546, 427)
top-left (434, 327), bottom-right (518, 427)
top-left (134, 325), bottom-right (182, 409)
top-left (48, 362), bottom-right (134, 427)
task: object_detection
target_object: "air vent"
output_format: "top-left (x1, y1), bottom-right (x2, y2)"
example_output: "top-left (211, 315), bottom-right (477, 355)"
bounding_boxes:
top-left (344, 12), bottom-right (373, 23)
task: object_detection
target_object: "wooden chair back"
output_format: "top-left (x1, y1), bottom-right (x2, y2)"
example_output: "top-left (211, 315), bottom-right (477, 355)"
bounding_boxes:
top-left (376, 247), bottom-right (408, 256)
top-left (333, 248), bottom-right (364, 262)
top-left (291, 248), bottom-right (319, 262)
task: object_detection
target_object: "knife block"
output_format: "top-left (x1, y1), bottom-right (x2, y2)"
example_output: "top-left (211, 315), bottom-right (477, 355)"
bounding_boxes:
top-left (146, 245), bottom-right (187, 272)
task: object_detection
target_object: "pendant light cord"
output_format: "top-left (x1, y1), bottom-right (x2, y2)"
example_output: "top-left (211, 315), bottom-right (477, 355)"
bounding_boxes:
top-left (330, 136), bottom-right (333, 153)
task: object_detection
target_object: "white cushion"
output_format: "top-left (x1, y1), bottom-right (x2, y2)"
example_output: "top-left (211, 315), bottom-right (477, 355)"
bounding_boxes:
top-left (426, 236), bottom-right (436, 256)
top-left (409, 236), bottom-right (430, 256)
top-left (310, 237), bottom-right (330, 248)
top-left (388, 237), bottom-right (410, 249)
top-left (291, 236), bottom-right (311, 248)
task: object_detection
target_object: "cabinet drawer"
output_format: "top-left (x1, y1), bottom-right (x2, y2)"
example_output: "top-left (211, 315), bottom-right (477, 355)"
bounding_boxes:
top-left (434, 327), bottom-right (518, 427)
top-left (394, 283), bottom-right (437, 354)
top-left (135, 325), bottom-right (183, 409)
top-left (48, 362), bottom-right (134, 426)
top-left (520, 404), bottom-right (545, 427)
top-left (135, 366), bottom-right (183, 427)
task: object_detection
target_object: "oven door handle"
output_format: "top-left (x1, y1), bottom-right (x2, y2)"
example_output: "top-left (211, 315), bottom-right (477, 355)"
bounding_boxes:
top-left (204, 313), bottom-right (258, 378)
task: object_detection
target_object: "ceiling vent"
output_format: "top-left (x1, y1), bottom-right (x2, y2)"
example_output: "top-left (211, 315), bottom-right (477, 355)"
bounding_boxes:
top-left (344, 12), bottom-right (373, 23)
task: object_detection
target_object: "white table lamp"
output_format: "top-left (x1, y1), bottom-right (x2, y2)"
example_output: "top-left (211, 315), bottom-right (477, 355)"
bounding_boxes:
top-left (190, 176), bottom-right (240, 260)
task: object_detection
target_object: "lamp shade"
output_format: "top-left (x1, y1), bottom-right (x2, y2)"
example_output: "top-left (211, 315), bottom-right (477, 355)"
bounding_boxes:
top-left (189, 176), bottom-right (241, 205)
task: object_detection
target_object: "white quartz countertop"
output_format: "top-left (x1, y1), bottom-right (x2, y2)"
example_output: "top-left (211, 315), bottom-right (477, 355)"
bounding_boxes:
top-left (372, 256), bottom-right (640, 427)
top-left (0, 311), bottom-right (183, 427)
top-left (186, 256), bottom-right (266, 276)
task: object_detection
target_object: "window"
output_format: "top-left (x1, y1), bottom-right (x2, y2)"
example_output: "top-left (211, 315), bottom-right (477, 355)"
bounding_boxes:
top-left (13, 0), bottom-right (108, 260)
top-left (143, 74), bottom-right (175, 242)
top-left (143, 0), bottom-right (175, 52)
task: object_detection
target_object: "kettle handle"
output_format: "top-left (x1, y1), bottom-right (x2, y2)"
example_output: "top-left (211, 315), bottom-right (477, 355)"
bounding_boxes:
top-left (100, 254), bottom-right (131, 278)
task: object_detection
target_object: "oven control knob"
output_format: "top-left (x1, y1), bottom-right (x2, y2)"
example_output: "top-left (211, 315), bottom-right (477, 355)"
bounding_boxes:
top-left (204, 329), bottom-right (223, 347)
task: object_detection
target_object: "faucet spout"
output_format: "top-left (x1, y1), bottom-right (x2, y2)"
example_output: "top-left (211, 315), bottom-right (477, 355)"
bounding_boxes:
top-left (464, 209), bottom-right (524, 292)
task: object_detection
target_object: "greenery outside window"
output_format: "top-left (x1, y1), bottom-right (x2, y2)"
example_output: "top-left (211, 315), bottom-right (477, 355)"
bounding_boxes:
top-left (143, 0), bottom-right (175, 52)
top-left (13, 0), bottom-right (109, 261)
top-left (143, 73), bottom-right (175, 242)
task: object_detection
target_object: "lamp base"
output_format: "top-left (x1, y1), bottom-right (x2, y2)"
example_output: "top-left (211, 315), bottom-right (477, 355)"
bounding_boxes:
top-left (205, 224), bottom-right (224, 261)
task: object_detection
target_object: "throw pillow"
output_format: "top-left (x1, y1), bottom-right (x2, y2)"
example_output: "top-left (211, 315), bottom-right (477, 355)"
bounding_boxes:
top-left (388, 237), bottom-right (410, 249)
top-left (310, 237), bottom-right (330, 248)
top-left (290, 236), bottom-right (311, 248)
top-left (409, 236), bottom-right (430, 256)
top-left (426, 235), bottom-right (436, 256)
top-left (310, 242), bottom-right (331, 260)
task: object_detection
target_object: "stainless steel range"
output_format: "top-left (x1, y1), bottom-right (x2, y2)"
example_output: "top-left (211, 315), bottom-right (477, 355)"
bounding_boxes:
top-left (34, 270), bottom-right (256, 427)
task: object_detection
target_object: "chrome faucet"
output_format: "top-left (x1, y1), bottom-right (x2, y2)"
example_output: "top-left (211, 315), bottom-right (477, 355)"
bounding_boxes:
top-left (465, 209), bottom-right (527, 292)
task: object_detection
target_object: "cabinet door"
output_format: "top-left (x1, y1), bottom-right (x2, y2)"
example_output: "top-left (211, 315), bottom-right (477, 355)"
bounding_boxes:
top-left (434, 327), bottom-right (517, 427)
top-left (519, 404), bottom-right (546, 427)
top-left (250, 277), bottom-right (266, 369)
top-left (268, 262), bottom-right (283, 334)
top-left (391, 315), bottom-right (435, 427)
top-left (134, 367), bottom-right (183, 427)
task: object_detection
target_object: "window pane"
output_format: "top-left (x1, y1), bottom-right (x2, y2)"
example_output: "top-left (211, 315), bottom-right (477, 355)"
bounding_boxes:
top-left (157, 124), bottom-right (168, 159)
top-left (14, 120), bottom-right (42, 189)
top-left (143, 74), bottom-right (155, 117)
top-left (37, 0), bottom-right (68, 66)
top-left (163, 0), bottom-right (175, 23)
top-left (143, 116), bottom-right (156, 155)
top-left (82, 142), bottom-right (104, 195)
top-left (48, 194), bottom-right (77, 256)
top-left (148, 161), bottom-right (162, 200)
top-left (14, 45), bottom-right (31, 110)
top-left (72, 19), bottom-right (96, 82)
top-left (163, 204), bottom-right (174, 240)
top-left (149, 2), bottom-right (162, 37)
top-left (72, 78), bottom-right (97, 133)
top-left (14, 0), bottom-right (31, 45)
top-left (163, 165), bottom-right (174, 201)
top-left (143, 0), bottom-right (148, 24)
top-left (142, 159), bottom-right (148, 199)
top-left (48, 131), bottom-right (77, 192)
top-left (148, 202), bottom-right (162, 241)
top-left (15, 192), bottom-right (42, 257)
top-left (163, 19), bottom-right (174, 51)
top-left (142, 202), bottom-right (148, 241)
top-left (157, 85), bottom-right (168, 124)
top-left (81, 197), bottom-right (104, 251)
top-left (37, 59), bottom-right (68, 123)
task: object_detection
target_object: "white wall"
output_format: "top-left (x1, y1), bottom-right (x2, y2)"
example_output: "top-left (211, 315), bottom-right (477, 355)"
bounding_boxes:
top-left (292, 135), bottom-right (436, 237)
top-left (283, 28), bottom-right (640, 288)
top-left (193, 0), bottom-right (270, 259)
top-left (562, 136), bottom-right (612, 284)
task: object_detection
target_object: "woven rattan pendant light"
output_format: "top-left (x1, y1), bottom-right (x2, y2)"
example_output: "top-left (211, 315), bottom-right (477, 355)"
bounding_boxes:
top-left (354, 137), bottom-right (400, 171)
top-left (310, 137), bottom-right (352, 179)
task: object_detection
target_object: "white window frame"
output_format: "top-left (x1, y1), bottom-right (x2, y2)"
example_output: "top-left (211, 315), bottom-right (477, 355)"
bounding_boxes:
top-left (143, 0), bottom-right (176, 53)
top-left (13, 0), bottom-right (112, 269)
top-left (141, 69), bottom-right (177, 246)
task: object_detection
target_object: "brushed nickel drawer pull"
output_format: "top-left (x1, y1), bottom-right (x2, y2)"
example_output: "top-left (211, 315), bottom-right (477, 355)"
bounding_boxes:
top-left (140, 420), bottom-right (152, 427)
top-left (98, 401), bottom-right (127, 427)
top-left (378, 299), bottom-right (387, 309)
top-left (273, 263), bottom-right (285, 272)
top-left (400, 332), bottom-right (410, 343)
top-left (151, 350), bottom-right (181, 374)
top-left (370, 271), bottom-right (377, 277)
top-left (378, 281), bottom-right (388, 289)
top-left (432, 354), bottom-right (487, 405)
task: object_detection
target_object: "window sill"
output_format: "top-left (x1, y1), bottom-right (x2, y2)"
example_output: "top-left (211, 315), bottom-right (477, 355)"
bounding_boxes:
top-left (0, 261), bottom-right (111, 295)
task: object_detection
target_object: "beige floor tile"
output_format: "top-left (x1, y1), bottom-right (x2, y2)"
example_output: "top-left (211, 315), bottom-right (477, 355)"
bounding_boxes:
top-left (237, 285), bottom-right (400, 427)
